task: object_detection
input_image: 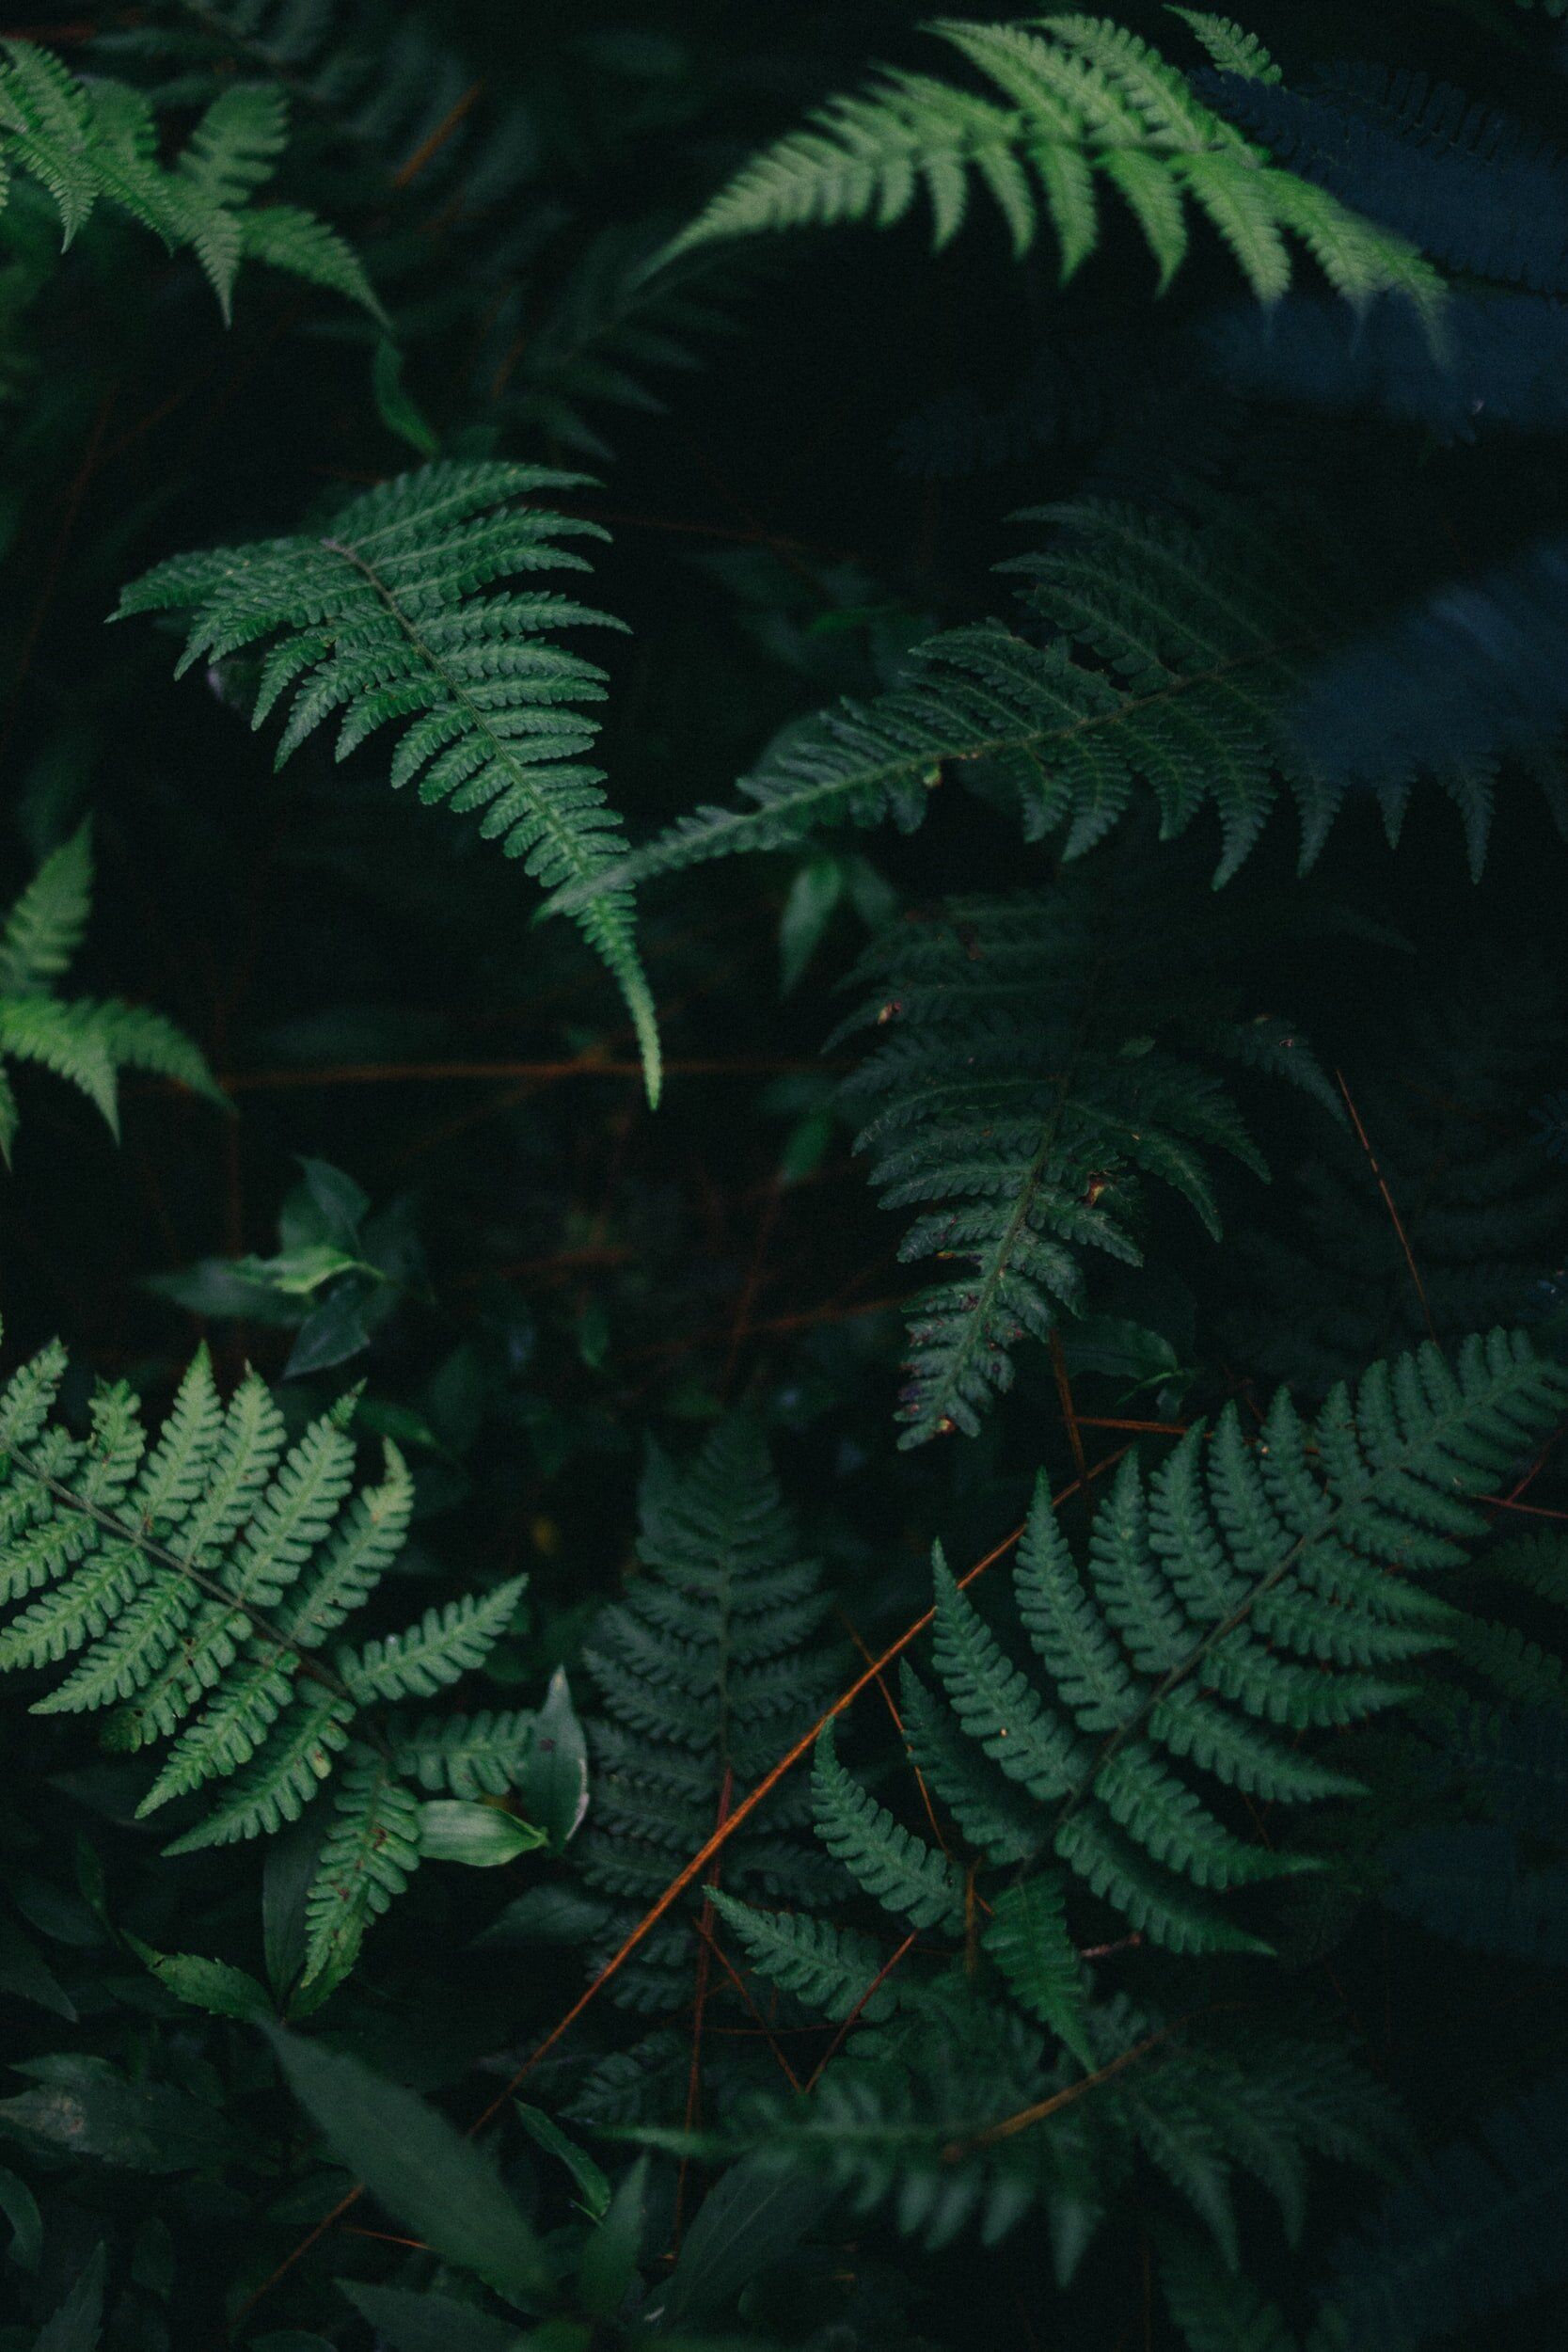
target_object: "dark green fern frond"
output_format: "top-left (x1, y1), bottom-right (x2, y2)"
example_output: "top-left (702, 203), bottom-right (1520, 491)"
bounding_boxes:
top-left (835, 871), bottom-right (1332, 1444)
top-left (704, 1335), bottom-right (1560, 2253)
top-left (1228, 957), bottom-right (1568, 1393)
top-left (0, 824), bottom-right (224, 1163)
top-left (0, 1331), bottom-right (546, 1994)
top-left (573, 1419), bottom-right (841, 2010)
top-left (727, 1333), bottom-right (1562, 1976)
top-left (547, 497), bottom-right (1509, 916)
top-left (662, 16), bottom-right (1441, 316)
top-left (115, 460), bottom-right (660, 1103)
top-left (1320, 2066), bottom-right (1568, 2348)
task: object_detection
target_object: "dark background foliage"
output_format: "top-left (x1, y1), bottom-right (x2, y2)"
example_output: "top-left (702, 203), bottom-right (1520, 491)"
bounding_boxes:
top-left (4, 2), bottom-right (1568, 2347)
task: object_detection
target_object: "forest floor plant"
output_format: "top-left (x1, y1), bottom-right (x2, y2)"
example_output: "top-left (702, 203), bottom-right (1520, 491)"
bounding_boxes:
top-left (2, 5), bottom-right (1568, 2349)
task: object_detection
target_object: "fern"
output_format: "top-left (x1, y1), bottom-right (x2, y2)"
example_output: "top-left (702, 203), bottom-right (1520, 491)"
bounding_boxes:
top-left (834, 871), bottom-right (1336, 1443)
top-left (115, 460), bottom-right (661, 1102)
top-left (0, 823), bottom-right (224, 1164)
top-left (573, 1419), bottom-right (840, 2010)
top-left (663, 16), bottom-right (1442, 316)
top-left (0, 40), bottom-right (378, 320)
top-left (547, 495), bottom-right (1514, 919)
top-left (0, 1331), bottom-right (543, 1992)
top-left (693, 1334), bottom-right (1562, 2250)
top-left (1168, 14), bottom-right (1280, 84)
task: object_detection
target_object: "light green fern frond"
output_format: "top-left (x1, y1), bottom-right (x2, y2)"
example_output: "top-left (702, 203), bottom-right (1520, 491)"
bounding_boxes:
top-left (0, 40), bottom-right (378, 320)
top-left (1167, 11), bottom-right (1281, 82)
top-left (116, 461), bottom-right (660, 1103)
top-left (0, 825), bottom-right (224, 1162)
top-left (0, 1331), bottom-right (552, 1992)
top-left (664, 14), bottom-right (1440, 315)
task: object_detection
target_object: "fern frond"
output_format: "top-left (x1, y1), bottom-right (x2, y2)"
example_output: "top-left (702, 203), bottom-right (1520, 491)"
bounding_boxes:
top-left (116, 460), bottom-right (660, 1103)
top-left (783, 1336), bottom-right (1563, 1979)
top-left (663, 16), bottom-right (1440, 315)
top-left (340, 1581), bottom-right (524, 1703)
top-left (301, 1750), bottom-right (421, 1992)
top-left (1169, 14), bottom-right (1280, 83)
top-left (708, 1886), bottom-right (898, 2023)
top-left (548, 495), bottom-right (1512, 917)
top-left (1206, 61), bottom-right (1568, 294)
top-left (814, 1722), bottom-right (966, 1930)
top-left (835, 872), bottom-right (1323, 1443)
top-left (0, 40), bottom-right (377, 319)
top-left (0, 831), bottom-right (223, 1161)
top-left (0, 1330), bottom-right (551, 1980)
top-left (574, 1420), bottom-right (839, 2010)
top-left (0, 820), bottom-right (91, 994)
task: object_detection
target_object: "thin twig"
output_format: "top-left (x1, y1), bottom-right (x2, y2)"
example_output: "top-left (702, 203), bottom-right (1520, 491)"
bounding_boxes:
top-left (1335, 1068), bottom-right (1438, 1347)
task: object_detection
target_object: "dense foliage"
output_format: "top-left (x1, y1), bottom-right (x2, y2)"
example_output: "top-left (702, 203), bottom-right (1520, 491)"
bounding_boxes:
top-left (2, 3), bottom-right (1568, 2346)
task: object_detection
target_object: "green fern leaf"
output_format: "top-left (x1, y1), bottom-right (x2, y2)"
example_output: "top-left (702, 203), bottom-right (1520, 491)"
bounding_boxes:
top-left (663, 14), bottom-right (1441, 316)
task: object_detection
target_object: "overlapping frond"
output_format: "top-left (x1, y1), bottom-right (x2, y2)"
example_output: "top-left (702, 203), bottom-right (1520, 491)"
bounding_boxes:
top-left (664, 15), bottom-right (1441, 317)
top-left (547, 497), bottom-right (1515, 921)
top-left (700, 1335), bottom-right (1562, 2251)
top-left (116, 461), bottom-right (660, 1101)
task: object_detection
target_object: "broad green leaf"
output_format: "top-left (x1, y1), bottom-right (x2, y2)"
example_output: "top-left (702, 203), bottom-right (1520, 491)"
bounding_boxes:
top-left (267, 2029), bottom-right (552, 2305)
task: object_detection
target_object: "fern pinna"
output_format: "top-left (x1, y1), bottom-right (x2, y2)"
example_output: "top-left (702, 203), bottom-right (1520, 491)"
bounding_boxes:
top-left (836, 864), bottom-right (1339, 1445)
top-left (0, 822), bottom-right (224, 1164)
top-left (117, 459), bottom-right (661, 1100)
top-left (0, 1332), bottom-right (550, 1995)
top-left (692, 1333), bottom-right (1567, 2249)
top-left (571, 1419), bottom-right (840, 2014)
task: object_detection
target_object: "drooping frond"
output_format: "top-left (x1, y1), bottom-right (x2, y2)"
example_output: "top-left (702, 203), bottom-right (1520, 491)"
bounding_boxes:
top-left (547, 496), bottom-right (1513, 917)
top-left (0, 1330), bottom-right (539, 1991)
top-left (0, 40), bottom-right (377, 319)
top-left (573, 1419), bottom-right (840, 2010)
top-left (0, 824), bottom-right (224, 1163)
top-left (663, 16), bottom-right (1442, 316)
top-left (834, 868), bottom-right (1336, 1444)
top-left (115, 461), bottom-right (660, 1102)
